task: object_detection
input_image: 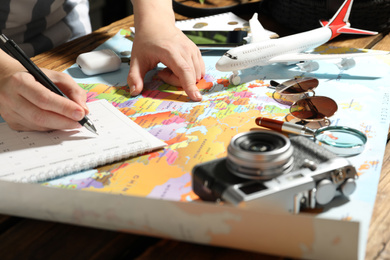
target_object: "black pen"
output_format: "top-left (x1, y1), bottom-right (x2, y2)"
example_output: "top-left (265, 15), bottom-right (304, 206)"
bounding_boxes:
top-left (0, 34), bottom-right (97, 135)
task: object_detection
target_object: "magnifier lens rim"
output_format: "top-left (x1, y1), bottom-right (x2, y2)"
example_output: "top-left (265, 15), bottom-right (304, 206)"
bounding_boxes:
top-left (314, 126), bottom-right (367, 156)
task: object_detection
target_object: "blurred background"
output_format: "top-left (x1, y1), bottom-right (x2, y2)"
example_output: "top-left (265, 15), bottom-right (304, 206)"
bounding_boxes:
top-left (89, 0), bottom-right (134, 30)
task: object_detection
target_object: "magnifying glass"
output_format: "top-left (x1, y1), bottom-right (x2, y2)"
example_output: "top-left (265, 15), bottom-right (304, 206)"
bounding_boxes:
top-left (255, 117), bottom-right (367, 157)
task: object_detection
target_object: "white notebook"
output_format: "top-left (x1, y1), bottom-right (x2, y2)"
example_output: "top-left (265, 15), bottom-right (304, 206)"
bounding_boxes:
top-left (175, 12), bottom-right (278, 38)
top-left (130, 12), bottom-right (278, 38)
top-left (0, 100), bottom-right (166, 183)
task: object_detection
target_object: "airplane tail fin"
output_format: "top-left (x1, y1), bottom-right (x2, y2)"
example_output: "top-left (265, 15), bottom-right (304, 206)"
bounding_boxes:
top-left (248, 13), bottom-right (272, 43)
top-left (319, 0), bottom-right (377, 37)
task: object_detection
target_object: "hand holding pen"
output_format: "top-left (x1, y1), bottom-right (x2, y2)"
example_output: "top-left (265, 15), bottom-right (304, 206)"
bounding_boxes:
top-left (0, 34), bottom-right (97, 134)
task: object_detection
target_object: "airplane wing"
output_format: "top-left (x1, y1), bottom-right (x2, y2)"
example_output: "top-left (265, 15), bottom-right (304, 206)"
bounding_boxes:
top-left (248, 13), bottom-right (271, 43)
top-left (269, 50), bottom-right (389, 63)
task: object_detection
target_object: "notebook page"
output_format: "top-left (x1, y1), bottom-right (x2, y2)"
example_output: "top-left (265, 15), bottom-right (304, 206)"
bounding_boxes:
top-left (0, 100), bottom-right (166, 183)
top-left (175, 12), bottom-right (278, 38)
top-left (130, 12), bottom-right (278, 39)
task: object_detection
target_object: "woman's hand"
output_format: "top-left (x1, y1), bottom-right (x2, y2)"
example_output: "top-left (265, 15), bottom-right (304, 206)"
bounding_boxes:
top-left (0, 51), bottom-right (89, 131)
top-left (128, 0), bottom-right (205, 101)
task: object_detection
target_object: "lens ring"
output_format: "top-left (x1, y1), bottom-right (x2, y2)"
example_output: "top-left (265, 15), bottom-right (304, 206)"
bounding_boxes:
top-left (226, 131), bottom-right (294, 180)
top-left (226, 155), bottom-right (294, 180)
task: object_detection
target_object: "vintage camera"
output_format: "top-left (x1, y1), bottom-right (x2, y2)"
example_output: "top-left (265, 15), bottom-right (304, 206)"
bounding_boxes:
top-left (192, 130), bottom-right (357, 214)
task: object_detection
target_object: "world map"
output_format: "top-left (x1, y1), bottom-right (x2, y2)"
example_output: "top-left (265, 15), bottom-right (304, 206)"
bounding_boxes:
top-left (43, 30), bottom-right (390, 217)
top-left (0, 27), bottom-right (376, 259)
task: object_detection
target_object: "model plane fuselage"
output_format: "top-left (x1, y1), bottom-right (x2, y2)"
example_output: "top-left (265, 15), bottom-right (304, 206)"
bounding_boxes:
top-left (216, 27), bottom-right (332, 72)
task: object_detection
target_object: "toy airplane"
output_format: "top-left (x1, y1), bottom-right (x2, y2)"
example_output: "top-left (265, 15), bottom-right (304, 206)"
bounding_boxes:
top-left (216, 0), bottom-right (390, 85)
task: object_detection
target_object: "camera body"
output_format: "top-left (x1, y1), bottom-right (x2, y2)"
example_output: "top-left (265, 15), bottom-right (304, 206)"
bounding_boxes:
top-left (192, 131), bottom-right (357, 214)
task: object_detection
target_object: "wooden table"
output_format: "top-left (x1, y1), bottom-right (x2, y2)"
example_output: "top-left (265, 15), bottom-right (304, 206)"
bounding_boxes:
top-left (1, 2), bottom-right (389, 259)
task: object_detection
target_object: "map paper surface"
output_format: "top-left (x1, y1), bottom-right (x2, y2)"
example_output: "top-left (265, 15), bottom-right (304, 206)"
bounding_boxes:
top-left (39, 29), bottom-right (390, 259)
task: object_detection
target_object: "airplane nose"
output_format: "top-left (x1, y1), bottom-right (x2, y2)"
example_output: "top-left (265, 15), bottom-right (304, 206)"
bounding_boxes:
top-left (216, 55), bottom-right (230, 71)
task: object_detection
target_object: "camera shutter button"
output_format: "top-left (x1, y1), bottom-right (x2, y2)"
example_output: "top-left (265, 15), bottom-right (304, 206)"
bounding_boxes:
top-left (315, 179), bottom-right (336, 205)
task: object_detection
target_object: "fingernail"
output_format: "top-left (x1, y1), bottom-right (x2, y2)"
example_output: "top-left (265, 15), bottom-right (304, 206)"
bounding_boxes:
top-left (72, 110), bottom-right (84, 121)
top-left (83, 104), bottom-right (89, 113)
top-left (130, 85), bottom-right (136, 96)
top-left (193, 91), bottom-right (202, 101)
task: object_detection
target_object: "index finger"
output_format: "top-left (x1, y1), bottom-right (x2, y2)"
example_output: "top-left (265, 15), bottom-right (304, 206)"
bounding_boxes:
top-left (19, 77), bottom-right (86, 122)
top-left (164, 52), bottom-right (202, 101)
top-left (43, 69), bottom-right (89, 114)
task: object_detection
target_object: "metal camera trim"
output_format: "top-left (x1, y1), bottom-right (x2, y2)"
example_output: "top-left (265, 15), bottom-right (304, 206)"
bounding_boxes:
top-left (226, 130), bottom-right (294, 180)
top-left (191, 134), bottom-right (358, 214)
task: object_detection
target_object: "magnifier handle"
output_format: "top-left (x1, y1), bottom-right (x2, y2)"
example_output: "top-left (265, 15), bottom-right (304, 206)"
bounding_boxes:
top-left (255, 117), bottom-right (315, 136)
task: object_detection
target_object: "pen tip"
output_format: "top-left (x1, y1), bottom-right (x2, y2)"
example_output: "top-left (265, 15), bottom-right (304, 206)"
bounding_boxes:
top-left (84, 122), bottom-right (98, 135)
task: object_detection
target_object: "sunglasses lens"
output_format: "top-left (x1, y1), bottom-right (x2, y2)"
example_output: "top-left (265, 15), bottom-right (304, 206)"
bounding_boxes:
top-left (277, 77), bottom-right (319, 94)
top-left (273, 78), bottom-right (318, 105)
top-left (290, 96), bottom-right (338, 120)
top-left (272, 91), bottom-right (308, 106)
top-left (285, 114), bottom-right (330, 129)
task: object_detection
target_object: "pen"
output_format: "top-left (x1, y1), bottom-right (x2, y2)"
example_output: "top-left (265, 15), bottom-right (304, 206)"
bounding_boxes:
top-left (0, 34), bottom-right (97, 135)
top-left (255, 117), bottom-right (316, 136)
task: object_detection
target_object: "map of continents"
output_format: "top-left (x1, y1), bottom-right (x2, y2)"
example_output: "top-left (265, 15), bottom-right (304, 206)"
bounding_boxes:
top-left (43, 29), bottom-right (389, 206)
top-left (45, 73), bottom-right (290, 201)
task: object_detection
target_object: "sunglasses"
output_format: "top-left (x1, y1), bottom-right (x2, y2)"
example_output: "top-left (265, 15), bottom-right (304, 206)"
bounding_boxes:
top-left (269, 77), bottom-right (338, 128)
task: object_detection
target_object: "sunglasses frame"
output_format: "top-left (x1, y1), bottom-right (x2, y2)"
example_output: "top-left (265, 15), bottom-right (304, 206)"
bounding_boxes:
top-left (270, 77), bottom-right (338, 127)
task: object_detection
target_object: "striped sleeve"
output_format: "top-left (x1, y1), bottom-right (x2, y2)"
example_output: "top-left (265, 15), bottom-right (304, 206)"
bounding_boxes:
top-left (0, 0), bottom-right (91, 57)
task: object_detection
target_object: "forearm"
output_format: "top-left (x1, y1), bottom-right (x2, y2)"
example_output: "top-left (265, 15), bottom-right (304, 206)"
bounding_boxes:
top-left (0, 49), bottom-right (25, 77)
top-left (131, 0), bottom-right (176, 32)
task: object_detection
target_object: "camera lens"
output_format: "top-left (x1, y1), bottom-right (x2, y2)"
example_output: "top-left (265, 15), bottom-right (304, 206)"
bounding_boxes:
top-left (226, 131), bottom-right (294, 180)
top-left (238, 135), bottom-right (286, 153)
